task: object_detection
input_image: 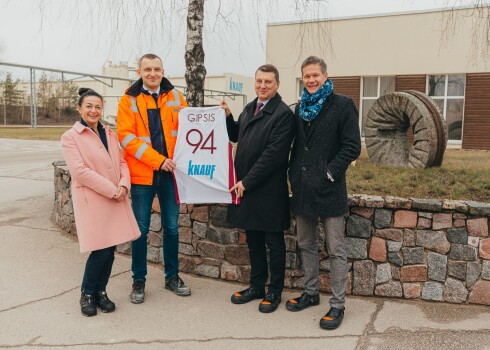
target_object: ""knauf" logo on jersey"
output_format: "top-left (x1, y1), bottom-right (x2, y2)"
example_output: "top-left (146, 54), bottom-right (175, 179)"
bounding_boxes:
top-left (188, 160), bottom-right (216, 180)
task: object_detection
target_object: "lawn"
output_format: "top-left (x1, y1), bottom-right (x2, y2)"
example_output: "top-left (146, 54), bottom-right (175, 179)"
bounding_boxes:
top-left (0, 127), bottom-right (71, 140)
top-left (347, 148), bottom-right (490, 203)
top-left (1, 127), bottom-right (489, 202)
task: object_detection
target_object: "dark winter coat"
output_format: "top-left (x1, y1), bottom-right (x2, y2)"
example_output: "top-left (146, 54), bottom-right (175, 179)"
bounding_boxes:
top-left (289, 93), bottom-right (361, 217)
top-left (226, 93), bottom-right (296, 232)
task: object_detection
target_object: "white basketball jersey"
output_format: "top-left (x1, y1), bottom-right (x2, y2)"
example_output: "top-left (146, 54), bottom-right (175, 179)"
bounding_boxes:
top-left (173, 106), bottom-right (240, 204)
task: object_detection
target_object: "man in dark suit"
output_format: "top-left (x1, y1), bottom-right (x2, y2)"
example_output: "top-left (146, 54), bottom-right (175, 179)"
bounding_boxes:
top-left (220, 64), bottom-right (295, 313)
top-left (287, 56), bottom-right (361, 329)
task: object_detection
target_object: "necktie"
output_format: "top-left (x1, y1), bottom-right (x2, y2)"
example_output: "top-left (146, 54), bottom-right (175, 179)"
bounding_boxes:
top-left (254, 102), bottom-right (264, 116)
top-left (151, 93), bottom-right (158, 104)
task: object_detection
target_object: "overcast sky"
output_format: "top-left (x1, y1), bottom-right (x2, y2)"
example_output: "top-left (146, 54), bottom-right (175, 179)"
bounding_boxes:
top-left (0, 0), bottom-right (479, 78)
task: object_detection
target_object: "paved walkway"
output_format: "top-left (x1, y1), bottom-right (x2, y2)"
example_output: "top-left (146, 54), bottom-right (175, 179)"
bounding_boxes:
top-left (0, 138), bottom-right (489, 350)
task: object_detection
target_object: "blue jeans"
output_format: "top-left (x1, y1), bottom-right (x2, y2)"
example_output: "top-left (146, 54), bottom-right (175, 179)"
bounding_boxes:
top-left (130, 171), bottom-right (180, 281)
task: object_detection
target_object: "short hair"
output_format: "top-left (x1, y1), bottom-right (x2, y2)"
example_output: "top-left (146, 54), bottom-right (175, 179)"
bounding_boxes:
top-left (78, 88), bottom-right (103, 107)
top-left (301, 56), bottom-right (327, 74)
top-left (138, 53), bottom-right (163, 67)
top-left (255, 64), bottom-right (280, 82)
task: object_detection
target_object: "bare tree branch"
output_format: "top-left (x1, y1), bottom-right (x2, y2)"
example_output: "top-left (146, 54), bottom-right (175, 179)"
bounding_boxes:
top-left (32, 0), bottom-right (336, 104)
top-left (440, 0), bottom-right (490, 65)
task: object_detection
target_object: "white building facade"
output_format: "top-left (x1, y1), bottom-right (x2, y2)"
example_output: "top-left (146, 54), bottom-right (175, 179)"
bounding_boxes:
top-left (266, 6), bottom-right (490, 149)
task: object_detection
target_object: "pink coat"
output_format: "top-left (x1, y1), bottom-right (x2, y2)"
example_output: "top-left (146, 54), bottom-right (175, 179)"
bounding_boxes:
top-left (61, 122), bottom-right (141, 253)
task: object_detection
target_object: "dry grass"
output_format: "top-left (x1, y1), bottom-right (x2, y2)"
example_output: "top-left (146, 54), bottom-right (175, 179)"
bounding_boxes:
top-left (0, 127), bottom-right (71, 140)
top-left (347, 149), bottom-right (490, 202)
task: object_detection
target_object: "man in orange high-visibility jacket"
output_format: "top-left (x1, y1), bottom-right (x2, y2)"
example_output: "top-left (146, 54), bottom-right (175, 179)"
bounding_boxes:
top-left (117, 53), bottom-right (191, 304)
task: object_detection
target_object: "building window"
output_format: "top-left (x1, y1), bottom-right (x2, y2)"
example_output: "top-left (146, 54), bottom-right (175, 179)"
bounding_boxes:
top-left (427, 74), bottom-right (465, 142)
top-left (297, 79), bottom-right (305, 101)
top-left (360, 76), bottom-right (395, 136)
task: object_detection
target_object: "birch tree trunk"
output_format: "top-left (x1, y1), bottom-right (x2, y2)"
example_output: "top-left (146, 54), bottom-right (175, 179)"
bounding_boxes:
top-left (185, 0), bottom-right (206, 107)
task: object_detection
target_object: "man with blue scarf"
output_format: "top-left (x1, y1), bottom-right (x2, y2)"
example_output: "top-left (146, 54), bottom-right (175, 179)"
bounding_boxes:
top-left (287, 56), bottom-right (361, 330)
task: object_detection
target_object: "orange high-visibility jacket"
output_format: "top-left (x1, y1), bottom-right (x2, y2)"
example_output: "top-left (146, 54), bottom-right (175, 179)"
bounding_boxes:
top-left (117, 78), bottom-right (188, 185)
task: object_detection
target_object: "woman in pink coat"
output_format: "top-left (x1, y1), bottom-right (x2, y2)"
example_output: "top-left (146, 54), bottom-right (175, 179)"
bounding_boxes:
top-left (61, 88), bottom-right (140, 317)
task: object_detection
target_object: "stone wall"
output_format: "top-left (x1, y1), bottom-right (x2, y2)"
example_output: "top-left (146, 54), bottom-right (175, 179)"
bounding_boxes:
top-left (53, 162), bottom-right (490, 305)
top-left (53, 161), bottom-right (77, 235)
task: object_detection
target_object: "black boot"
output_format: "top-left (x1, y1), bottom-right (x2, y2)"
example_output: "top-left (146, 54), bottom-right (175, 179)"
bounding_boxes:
top-left (259, 292), bottom-right (282, 313)
top-left (130, 280), bottom-right (145, 304)
top-left (320, 307), bottom-right (345, 330)
top-left (80, 292), bottom-right (97, 317)
top-left (231, 287), bottom-right (265, 304)
top-left (95, 290), bottom-right (116, 313)
top-left (286, 292), bottom-right (320, 312)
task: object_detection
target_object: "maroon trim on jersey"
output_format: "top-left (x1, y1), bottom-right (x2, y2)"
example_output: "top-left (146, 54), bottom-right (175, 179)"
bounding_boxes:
top-left (228, 143), bottom-right (240, 205)
top-left (172, 171), bottom-right (181, 205)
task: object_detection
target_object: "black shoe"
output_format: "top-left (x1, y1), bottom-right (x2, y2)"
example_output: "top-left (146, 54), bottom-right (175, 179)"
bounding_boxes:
top-left (95, 290), bottom-right (115, 313)
top-left (286, 292), bottom-right (320, 312)
top-left (259, 293), bottom-right (281, 313)
top-left (165, 275), bottom-right (191, 296)
top-left (231, 287), bottom-right (265, 304)
top-left (319, 307), bottom-right (345, 330)
top-left (130, 280), bottom-right (145, 304)
top-left (80, 292), bottom-right (97, 317)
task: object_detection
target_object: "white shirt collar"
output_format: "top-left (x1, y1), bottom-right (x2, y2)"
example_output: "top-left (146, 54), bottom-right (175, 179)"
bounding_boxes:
top-left (258, 93), bottom-right (277, 106)
top-left (143, 84), bottom-right (160, 95)
top-left (257, 99), bottom-right (270, 107)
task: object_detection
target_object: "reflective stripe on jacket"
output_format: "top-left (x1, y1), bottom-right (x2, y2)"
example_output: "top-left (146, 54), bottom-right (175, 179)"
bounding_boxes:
top-left (117, 78), bottom-right (188, 185)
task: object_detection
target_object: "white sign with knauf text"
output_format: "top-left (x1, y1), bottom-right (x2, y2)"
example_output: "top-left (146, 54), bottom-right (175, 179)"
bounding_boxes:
top-left (173, 106), bottom-right (240, 204)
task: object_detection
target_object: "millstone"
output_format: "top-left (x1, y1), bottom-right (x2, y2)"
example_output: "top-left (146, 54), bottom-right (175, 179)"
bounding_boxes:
top-left (365, 91), bottom-right (448, 168)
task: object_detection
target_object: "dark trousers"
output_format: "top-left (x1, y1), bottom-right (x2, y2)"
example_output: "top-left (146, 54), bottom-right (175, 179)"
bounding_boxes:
top-left (81, 246), bottom-right (116, 295)
top-left (245, 230), bottom-right (285, 295)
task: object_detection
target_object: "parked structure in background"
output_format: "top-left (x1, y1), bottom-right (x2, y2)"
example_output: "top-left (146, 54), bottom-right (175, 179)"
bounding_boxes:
top-left (0, 61), bottom-right (251, 126)
top-left (170, 73), bottom-right (254, 117)
top-left (266, 6), bottom-right (490, 150)
top-left (0, 61), bottom-right (135, 126)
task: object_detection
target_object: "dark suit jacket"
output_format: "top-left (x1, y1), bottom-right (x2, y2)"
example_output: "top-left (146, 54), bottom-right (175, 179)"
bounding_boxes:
top-left (289, 93), bottom-right (361, 217)
top-left (226, 93), bottom-right (296, 231)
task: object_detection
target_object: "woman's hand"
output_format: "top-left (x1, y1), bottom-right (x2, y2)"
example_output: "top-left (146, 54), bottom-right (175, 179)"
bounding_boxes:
top-left (113, 186), bottom-right (128, 202)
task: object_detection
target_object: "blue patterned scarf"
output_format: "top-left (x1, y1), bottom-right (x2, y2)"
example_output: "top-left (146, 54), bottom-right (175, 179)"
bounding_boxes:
top-left (299, 79), bottom-right (334, 123)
